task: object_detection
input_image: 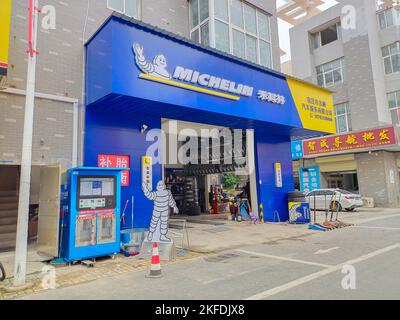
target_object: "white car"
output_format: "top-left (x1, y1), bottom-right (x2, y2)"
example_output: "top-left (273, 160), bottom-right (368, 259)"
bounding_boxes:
top-left (305, 189), bottom-right (363, 212)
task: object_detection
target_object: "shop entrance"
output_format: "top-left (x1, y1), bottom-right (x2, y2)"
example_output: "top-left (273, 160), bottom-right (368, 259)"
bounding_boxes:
top-left (0, 165), bottom-right (19, 252)
top-left (162, 119), bottom-right (256, 220)
top-left (325, 171), bottom-right (359, 192)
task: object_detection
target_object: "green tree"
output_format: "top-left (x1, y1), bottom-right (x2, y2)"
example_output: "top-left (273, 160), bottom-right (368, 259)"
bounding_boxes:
top-left (222, 173), bottom-right (240, 189)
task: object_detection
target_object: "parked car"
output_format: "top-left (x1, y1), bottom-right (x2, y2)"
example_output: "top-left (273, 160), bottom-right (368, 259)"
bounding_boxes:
top-left (305, 189), bottom-right (363, 212)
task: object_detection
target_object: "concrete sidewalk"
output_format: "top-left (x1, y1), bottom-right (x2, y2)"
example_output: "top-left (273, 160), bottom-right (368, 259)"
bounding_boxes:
top-left (1, 207), bottom-right (399, 299)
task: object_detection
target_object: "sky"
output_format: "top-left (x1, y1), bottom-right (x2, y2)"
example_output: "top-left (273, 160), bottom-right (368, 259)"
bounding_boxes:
top-left (277, 0), bottom-right (339, 63)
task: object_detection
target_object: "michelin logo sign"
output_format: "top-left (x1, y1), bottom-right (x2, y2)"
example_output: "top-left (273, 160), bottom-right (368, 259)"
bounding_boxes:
top-left (133, 42), bottom-right (285, 104)
top-left (172, 66), bottom-right (253, 98)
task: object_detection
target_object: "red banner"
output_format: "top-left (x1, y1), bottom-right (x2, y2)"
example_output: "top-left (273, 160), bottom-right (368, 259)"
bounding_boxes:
top-left (303, 127), bottom-right (397, 157)
top-left (98, 154), bottom-right (130, 186)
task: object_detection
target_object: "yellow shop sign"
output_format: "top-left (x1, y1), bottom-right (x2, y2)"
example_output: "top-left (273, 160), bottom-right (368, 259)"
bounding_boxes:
top-left (0, 0), bottom-right (12, 77)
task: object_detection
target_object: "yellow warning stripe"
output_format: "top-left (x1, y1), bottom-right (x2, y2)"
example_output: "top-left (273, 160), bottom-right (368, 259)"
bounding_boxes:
top-left (139, 73), bottom-right (241, 101)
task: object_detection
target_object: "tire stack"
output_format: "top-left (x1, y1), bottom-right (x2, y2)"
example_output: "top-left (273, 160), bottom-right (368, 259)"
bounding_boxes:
top-left (183, 176), bottom-right (201, 216)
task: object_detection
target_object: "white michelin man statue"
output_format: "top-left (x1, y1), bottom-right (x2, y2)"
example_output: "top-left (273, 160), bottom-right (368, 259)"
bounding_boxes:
top-left (142, 181), bottom-right (179, 242)
top-left (133, 42), bottom-right (171, 79)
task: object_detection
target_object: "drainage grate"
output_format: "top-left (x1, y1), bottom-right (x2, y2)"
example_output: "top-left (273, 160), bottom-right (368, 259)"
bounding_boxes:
top-left (176, 248), bottom-right (188, 257)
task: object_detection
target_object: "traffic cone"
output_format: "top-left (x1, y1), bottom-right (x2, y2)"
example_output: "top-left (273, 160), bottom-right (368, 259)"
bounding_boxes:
top-left (146, 242), bottom-right (162, 278)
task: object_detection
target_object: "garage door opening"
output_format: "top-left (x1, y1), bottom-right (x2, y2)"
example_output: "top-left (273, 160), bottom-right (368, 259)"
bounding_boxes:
top-left (324, 171), bottom-right (359, 193)
top-left (162, 119), bottom-right (258, 221)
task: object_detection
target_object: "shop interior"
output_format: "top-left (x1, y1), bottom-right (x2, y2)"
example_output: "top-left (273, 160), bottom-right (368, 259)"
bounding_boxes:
top-left (162, 119), bottom-right (255, 220)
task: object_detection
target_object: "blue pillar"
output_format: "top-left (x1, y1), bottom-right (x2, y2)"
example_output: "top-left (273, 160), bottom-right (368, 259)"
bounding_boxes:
top-left (254, 131), bottom-right (294, 222)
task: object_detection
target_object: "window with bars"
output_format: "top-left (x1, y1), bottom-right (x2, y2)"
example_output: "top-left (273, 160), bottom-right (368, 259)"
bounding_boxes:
top-left (107, 0), bottom-right (138, 19)
top-left (382, 42), bottom-right (400, 75)
top-left (189, 0), bottom-right (272, 68)
top-left (334, 102), bottom-right (351, 133)
top-left (387, 90), bottom-right (400, 125)
top-left (316, 58), bottom-right (345, 88)
top-left (378, 7), bottom-right (400, 29)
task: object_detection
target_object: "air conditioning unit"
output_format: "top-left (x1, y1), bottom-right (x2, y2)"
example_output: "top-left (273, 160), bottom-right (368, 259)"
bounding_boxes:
top-left (362, 197), bottom-right (374, 208)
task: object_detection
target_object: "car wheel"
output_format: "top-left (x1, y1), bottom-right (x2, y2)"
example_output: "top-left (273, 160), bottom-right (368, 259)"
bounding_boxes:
top-left (345, 208), bottom-right (355, 212)
top-left (330, 201), bottom-right (342, 212)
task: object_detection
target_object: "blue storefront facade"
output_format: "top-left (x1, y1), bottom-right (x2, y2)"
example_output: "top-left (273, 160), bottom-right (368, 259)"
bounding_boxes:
top-left (84, 14), bottom-right (336, 228)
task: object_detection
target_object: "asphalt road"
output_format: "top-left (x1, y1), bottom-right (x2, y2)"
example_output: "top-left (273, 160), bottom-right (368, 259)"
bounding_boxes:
top-left (21, 212), bottom-right (400, 300)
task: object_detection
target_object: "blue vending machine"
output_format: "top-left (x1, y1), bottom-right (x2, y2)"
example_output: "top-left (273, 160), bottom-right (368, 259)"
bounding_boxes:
top-left (59, 167), bottom-right (125, 262)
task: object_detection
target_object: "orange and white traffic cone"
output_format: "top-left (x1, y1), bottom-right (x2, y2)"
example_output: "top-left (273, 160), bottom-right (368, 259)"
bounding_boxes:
top-left (146, 242), bottom-right (162, 278)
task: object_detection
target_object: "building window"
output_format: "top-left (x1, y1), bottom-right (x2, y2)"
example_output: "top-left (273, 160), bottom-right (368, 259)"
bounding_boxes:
top-left (189, 0), bottom-right (272, 68)
top-left (334, 103), bottom-right (351, 133)
top-left (382, 42), bottom-right (400, 75)
top-left (107, 0), bottom-right (138, 18)
top-left (378, 7), bottom-right (400, 29)
top-left (190, 0), bottom-right (210, 46)
top-left (316, 58), bottom-right (344, 88)
top-left (312, 22), bottom-right (340, 49)
top-left (387, 90), bottom-right (400, 125)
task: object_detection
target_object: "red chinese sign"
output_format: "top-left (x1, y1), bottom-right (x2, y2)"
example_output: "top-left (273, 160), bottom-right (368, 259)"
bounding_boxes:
top-left (303, 127), bottom-right (397, 157)
top-left (98, 154), bottom-right (130, 186)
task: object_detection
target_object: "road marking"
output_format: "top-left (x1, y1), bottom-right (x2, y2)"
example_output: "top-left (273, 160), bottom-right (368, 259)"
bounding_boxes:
top-left (314, 247), bottom-right (340, 255)
top-left (245, 243), bottom-right (400, 300)
top-left (202, 265), bottom-right (269, 285)
top-left (356, 214), bottom-right (400, 225)
top-left (352, 226), bottom-right (400, 231)
top-left (236, 249), bottom-right (333, 268)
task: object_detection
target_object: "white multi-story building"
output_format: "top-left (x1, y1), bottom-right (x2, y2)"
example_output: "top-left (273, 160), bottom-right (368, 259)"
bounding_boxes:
top-left (290, 0), bottom-right (400, 207)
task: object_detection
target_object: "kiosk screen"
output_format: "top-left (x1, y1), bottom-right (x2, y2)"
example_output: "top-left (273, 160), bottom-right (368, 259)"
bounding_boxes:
top-left (77, 176), bottom-right (116, 210)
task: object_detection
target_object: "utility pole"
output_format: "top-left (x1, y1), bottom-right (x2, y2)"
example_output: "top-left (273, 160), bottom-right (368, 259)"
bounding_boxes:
top-left (13, 0), bottom-right (40, 287)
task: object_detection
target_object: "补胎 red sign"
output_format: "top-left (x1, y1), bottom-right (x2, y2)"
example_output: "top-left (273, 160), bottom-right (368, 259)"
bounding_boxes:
top-left (98, 154), bottom-right (130, 186)
top-left (303, 127), bottom-right (397, 157)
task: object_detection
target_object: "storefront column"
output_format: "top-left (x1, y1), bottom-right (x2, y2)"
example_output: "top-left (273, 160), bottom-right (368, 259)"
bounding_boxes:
top-left (246, 129), bottom-right (259, 217)
top-left (356, 151), bottom-right (400, 207)
top-left (254, 131), bottom-right (294, 222)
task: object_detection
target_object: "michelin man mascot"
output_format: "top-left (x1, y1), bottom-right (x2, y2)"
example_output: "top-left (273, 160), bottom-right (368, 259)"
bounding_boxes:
top-left (133, 42), bottom-right (171, 79)
top-left (142, 181), bottom-right (179, 242)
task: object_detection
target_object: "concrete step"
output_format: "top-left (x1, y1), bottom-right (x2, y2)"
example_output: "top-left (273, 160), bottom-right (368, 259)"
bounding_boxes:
top-left (0, 209), bottom-right (17, 218)
top-left (0, 232), bottom-right (16, 242)
top-left (0, 196), bottom-right (18, 203)
top-left (0, 216), bottom-right (18, 225)
top-left (0, 239), bottom-right (16, 252)
top-left (0, 224), bottom-right (17, 233)
top-left (0, 190), bottom-right (16, 197)
top-left (0, 202), bottom-right (18, 210)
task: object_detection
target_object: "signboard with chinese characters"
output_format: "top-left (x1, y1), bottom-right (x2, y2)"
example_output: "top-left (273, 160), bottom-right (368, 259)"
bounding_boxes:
top-left (286, 77), bottom-right (336, 134)
top-left (98, 154), bottom-right (130, 186)
top-left (299, 166), bottom-right (320, 193)
top-left (291, 141), bottom-right (303, 159)
top-left (141, 156), bottom-right (153, 191)
top-left (303, 127), bottom-right (397, 157)
top-left (274, 162), bottom-right (283, 188)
